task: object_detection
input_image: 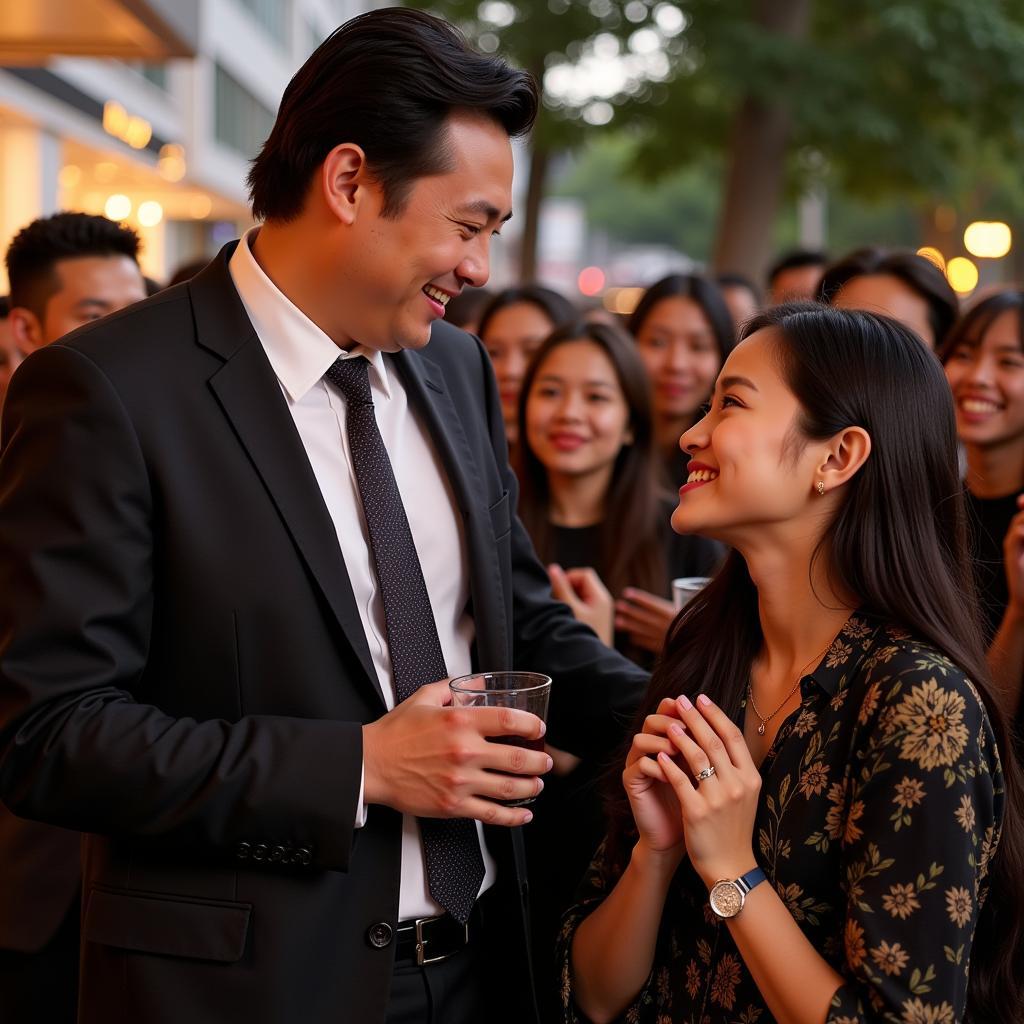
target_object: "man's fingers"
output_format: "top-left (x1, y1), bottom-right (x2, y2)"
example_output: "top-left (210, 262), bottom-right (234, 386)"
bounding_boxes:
top-left (460, 796), bottom-right (535, 828)
top-left (461, 705), bottom-right (547, 743)
top-left (471, 770), bottom-right (545, 805)
top-left (407, 679), bottom-right (454, 705)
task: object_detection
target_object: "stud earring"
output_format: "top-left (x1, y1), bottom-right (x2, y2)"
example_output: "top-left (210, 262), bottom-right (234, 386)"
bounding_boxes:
top-left (816, 480), bottom-right (825, 496)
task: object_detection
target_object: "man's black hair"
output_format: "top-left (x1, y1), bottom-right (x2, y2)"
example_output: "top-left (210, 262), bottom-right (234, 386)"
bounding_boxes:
top-left (247, 7), bottom-right (538, 222)
top-left (6, 212), bottom-right (140, 319)
top-left (767, 249), bottom-right (828, 288)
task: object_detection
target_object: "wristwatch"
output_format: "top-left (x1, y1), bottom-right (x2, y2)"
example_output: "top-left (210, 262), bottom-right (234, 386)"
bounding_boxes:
top-left (708, 867), bottom-right (767, 919)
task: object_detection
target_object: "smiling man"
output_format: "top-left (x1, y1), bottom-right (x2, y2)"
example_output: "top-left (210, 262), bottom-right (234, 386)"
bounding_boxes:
top-left (0, 10), bottom-right (646, 1024)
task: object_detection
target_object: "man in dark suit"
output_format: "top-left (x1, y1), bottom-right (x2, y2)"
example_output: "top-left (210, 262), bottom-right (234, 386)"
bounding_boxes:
top-left (0, 212), bottom-right (146, 1022)
top-left (0, 10), bottom-right (646, 1024)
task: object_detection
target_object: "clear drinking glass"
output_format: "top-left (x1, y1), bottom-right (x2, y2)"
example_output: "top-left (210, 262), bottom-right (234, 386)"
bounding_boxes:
top-left (448, 671), bottom-right (552, 806)
top-left (671, 575), bottom-right (712, 611)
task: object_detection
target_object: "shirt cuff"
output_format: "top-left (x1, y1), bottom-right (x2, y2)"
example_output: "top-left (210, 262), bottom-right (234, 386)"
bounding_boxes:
top-left (354, 761), bottom-right (368, 828)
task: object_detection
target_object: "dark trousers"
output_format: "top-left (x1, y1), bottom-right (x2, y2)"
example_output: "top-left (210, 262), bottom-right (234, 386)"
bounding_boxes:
top-left (385, 939), bottom-right (486, 1024)
top-left (0, 901), bottom-right (79, 1023)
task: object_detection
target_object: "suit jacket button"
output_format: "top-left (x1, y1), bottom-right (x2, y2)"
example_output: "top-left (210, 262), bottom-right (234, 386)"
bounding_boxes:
top-left (235, 841), bottom-right (251, 861)
top-left (270, 844), bottom-right (285, 863)
top-left (367, 922), bottom-right (393, 949)
top-left (252, 843), bottom-right (268, 862)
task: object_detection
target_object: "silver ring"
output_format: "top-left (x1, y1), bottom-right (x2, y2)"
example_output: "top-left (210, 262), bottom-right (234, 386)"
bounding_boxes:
top-left (695, 765), bottom-right (716, 782)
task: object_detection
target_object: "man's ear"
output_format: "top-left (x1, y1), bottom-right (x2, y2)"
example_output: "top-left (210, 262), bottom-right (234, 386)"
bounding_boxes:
top-left (320, 143), bottom-right (371, 226)
top-left (7, 306), bottom-right (45, 354)
top-left (817, 426), bottom-right (872, 494)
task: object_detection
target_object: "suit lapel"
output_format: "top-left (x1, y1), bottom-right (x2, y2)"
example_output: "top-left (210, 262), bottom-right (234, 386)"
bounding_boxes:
top-left (393, 349), bottom-right (509, 670)
top-left (190, 248), bottom-right (384, 707)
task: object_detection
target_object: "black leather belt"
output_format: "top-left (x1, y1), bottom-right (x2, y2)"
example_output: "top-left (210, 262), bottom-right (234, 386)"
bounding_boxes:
top-left (394, 909), bottom-right (477, 966)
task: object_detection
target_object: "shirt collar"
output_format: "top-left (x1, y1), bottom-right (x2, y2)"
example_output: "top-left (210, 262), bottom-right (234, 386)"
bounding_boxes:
top-left (806, 611), bottom-right (881, 696)
top-left (228, 227), bottom-right (390, 402)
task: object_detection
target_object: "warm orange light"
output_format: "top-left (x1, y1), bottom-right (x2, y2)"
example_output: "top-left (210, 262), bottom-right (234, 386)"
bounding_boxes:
top-left (916, 247), bottom-right (945, 272)
top-left (963, 221), bottom-right (1012, 260)
top-left (946, 256), bottom-right (979, 295)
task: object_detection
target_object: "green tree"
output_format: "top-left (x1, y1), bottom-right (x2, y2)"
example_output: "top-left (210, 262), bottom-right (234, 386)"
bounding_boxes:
top-left (410, 0), bottom-right (1024, 281)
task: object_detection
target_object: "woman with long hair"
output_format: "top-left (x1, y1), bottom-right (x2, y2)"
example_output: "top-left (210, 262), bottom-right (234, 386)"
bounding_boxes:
top-left (514, 318), bottom-right (721, 663)
top-left (941, 289), bottom-right (1024, 744)
top-left (478, 284), bottom-right (576, 452)
top-left (561, 304), bottom-right (1023, 1024)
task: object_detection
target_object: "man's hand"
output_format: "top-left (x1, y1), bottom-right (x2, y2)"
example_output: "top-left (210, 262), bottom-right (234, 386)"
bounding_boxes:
top-left (362, 680), bottom-right (552, 826)
top-left (549, 563), bottom-right (615, 646)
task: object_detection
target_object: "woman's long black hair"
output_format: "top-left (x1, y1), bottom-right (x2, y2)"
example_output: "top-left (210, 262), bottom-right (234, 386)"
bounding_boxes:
top-left (605, 303), bottom-right (1024, 1021)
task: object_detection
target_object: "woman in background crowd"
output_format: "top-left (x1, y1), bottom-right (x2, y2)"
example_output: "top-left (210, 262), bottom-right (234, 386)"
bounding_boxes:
top-left (561, 303), bottom-right (1022, 1024)
top-left (715, 272), bottom-right (762, 336)
top-left (942, 289), bottom-right (1024, 747)
top-left (628, 274), bottom-right (735, 489)
top-left (820, 246), bottom-right (959, 350)
top-left (515, 317), bottom-right (720, 1023)
top-left (478, 285), bottom-right (576, 452)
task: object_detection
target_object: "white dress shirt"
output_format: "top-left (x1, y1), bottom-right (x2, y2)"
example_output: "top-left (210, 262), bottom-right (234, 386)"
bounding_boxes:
top-left (229, 229), bottom-right (496, 920)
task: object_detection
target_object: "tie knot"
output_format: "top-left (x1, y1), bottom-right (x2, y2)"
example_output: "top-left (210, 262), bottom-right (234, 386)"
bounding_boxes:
top-left (325, 356), bottom-right (373, 406)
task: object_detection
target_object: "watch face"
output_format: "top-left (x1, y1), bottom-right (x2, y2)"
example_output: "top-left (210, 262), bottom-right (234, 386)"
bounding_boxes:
top-left (709, 880), bottom-right (744, 919)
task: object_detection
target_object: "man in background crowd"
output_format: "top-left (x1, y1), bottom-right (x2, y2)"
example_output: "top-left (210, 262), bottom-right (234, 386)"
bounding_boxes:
top-left (767, 248), bottom-right (828, 303)
top-left (0, 210), bottom-right (145, 1021)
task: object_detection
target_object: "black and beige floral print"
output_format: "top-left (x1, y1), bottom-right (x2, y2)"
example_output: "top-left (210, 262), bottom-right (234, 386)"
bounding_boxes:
top-left (557, 615), bottom-right (1004, 1024)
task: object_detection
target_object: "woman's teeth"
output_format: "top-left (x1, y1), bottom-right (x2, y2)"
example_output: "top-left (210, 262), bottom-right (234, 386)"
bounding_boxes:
top-left (960, 398), bottom-right (1001, 414)
top-left (686, 469), bottom-right (719, 484)
top-left (423, 285), bottom-right (451, 307)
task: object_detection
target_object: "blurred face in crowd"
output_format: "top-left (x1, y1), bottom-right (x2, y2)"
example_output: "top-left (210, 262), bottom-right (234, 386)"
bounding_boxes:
top-left (634, 296), bottom-right (722, 427)
top-left (483, 301), bottom-right (556, 445)
top-left (525, 339), bottom-right (632, 491)
top-left (720, 284), bottom-right (759, 335)
top-left (9, 254), bottom-right (146, 351)
top-left (770, 265), bottom-right (823, 303)
top-left (672, 329), bottom-right (844, 548)
top-left (833, 273), bottom-right (935, 349)
top-left (944, 309), bottom-right (1024, 454)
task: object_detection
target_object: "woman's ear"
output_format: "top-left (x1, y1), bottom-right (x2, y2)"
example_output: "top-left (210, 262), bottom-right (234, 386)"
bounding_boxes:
top-left (817, 426), bottom-right (871, 495)
top-left (320, 143), bottom-right (370, 226)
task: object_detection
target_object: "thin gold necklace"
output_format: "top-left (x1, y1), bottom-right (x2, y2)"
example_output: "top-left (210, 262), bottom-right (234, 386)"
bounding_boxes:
top-left (747, 642), bottom-right (833, 736)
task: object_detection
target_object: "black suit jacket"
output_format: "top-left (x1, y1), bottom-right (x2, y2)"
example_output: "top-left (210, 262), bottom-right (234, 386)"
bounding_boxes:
top-left (0, 245), bottom-right (647, 1024)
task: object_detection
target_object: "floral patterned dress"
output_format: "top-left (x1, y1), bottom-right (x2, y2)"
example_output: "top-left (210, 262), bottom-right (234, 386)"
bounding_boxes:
top-left (557, 615), bottom-right (1005, 1024)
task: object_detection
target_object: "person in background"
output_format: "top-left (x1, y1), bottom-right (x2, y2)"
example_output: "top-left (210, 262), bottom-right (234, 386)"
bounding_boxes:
top-left (443, 285), bottom-right (492, 335)
top-left (561, 303), bottom-right (1022, 1024)
top-left (715, 272), bottom-right (762, 336)
top-left (627, 274), bottom-right (735, 491)
top-left (0, 297), bottom-right (20, 414)
top-left (5, 213), bottom-right (145, 358)
top-left (0, 211), bottom-right (146, 1023)
top-left (766, 248), bottom-right (828, 303)
top-left (941, 289), bottom-right (1024, 749)
top-left (512, 318), bottom-right (719, 1021)
top-left (820, 246), bottom-right (959, 351)
top-left (478, 285), bottom-right (576, 451)
top-left (167, 256), bottom-right (211, 289)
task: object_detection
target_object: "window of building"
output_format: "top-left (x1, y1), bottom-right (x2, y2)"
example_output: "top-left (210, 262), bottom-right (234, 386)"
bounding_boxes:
top-left (213, 64), bottom-right (275, 159)
top-left (233, 0), bottom-right (290, 47)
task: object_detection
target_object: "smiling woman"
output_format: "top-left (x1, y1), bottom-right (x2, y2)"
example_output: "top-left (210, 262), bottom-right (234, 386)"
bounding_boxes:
top-left (559, 303), bottom-right (1024, 1024)
top-left (940, 289), bottom-right (1024, 749)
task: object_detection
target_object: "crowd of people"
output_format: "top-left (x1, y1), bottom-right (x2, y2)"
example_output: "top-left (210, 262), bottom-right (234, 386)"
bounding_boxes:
top-left (0, 7), bottom-right (1021, 1024)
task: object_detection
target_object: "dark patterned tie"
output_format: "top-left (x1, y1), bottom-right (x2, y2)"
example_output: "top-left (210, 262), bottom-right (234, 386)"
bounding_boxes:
top-left (325, 355), bottom-right (484, 925)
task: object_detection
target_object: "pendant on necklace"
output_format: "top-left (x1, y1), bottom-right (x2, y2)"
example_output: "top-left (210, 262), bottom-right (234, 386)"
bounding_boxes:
top-left (757, 722), bottom-right (766, 736)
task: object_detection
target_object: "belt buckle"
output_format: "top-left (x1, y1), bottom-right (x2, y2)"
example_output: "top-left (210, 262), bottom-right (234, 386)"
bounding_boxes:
top-left (414, 915), bottom-right (469, 967)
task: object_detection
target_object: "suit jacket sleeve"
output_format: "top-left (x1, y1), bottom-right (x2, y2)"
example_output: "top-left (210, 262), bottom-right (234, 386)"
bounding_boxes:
top-left (0, 344), bottom-right (361, 870)
top-left (472, 336), bottom-right (650, 760)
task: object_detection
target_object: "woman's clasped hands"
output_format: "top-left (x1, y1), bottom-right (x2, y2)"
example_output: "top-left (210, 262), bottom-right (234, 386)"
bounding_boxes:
top-left (623, 693), bottom-right (761, 888)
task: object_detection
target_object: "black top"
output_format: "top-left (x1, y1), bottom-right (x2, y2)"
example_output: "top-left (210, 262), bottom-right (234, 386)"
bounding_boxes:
top-left (558, 614), bottom-right (1005, 1024)
top-left (964, 487), bottom-right (1018, 643)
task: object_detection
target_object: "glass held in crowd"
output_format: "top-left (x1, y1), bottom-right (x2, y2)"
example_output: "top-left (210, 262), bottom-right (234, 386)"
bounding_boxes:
top-left (820, 246), bottom-right (960, 351)
top-left (4, 212), bottom-right (146, 353)
top-left (478, 285), bottom-right (576, 451)
top-left (514, 318), bottom-right (721, 664)
top-left (714, 272), bottom-right (762, 336)
top-left (941, 288), bottom-right (1024, 743)
top-left (561, 303), bottom-right (1023, 1024)
top-left (627, 274), bottom-right (736, 490)
top-left (766, 248), bottom-right (828, 303)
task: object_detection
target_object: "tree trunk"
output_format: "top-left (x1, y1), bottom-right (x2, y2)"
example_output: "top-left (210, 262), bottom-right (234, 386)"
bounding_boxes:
top-left (519, 139), bottom-right (550, 283)
top-left (711, 0), bottom-right (812, 282)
